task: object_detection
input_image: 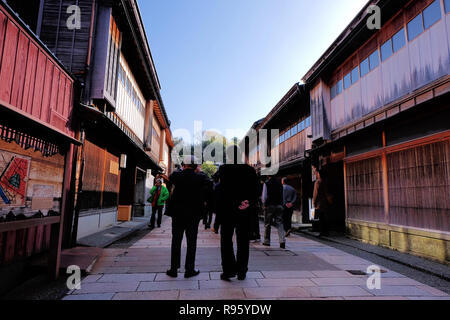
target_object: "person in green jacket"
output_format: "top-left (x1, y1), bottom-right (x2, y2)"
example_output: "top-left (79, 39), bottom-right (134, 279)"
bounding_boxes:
top-left (148, 179), bottom-right (169, 229)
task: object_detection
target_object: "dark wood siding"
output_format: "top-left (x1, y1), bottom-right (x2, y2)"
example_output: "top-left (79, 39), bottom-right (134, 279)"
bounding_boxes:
top-left (39, 0), bottom-right (93, 75)
top-left (387, 139), bottom-right (450, 232)
top-left (79, 139), bottom-right (119, 211)
top-left (345, 132), bottom-right (450, 233)
top-left (346, 156), bottom-right (385, 223)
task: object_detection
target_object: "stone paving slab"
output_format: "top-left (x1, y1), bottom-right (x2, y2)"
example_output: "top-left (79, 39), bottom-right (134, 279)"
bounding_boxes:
top-left (306, 286), bottom-right (373, 297)
top-left (261, 271), bottom-right (315, 279)
top-left (62, 293), bottom-right (115, 300)
top-left (113, 291), bottom-right (180, 300)
top-left (155, 272), bottom-right (211, 281)
top-left (416, 285), bottom-right (449, 296)
top-left (91, 267), bottom-right (131, 274)
top-left (62, 218), bottom-right (449, 300)
top-left (97, 273), bottom-right (157, 283)
top-left (311, 278), bottom-right (367, 286)
top-left (379, 278), bottom-right (424, 286)
top-left (256, 278), bottom-right (316, 287)
top-left (407, 296), bottom-right (450, 300)
top-left (312, 271), bottom-right (354, 277)
top-left (73, 282), bottom-right (140, 294)
top-left (363, 285), bottom-right (432, 296)
top-left (179, 288), bottom-right (246, 300)
top-left (244, 287), bottom-right (311, 299)
top-left (209, 272), bottom-right (264, 280)
top-left (138, 281), bottom-right (199, 292)
top-left (199, 279), bottom-right (259, 289)
top-left (343, 296), bottom-right (409, 300)
top-left (82, 275), bottom-right (103, 283)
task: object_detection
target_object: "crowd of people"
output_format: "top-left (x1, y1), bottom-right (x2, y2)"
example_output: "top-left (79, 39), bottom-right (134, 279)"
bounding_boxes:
top-left (146, 146), bottom-right (331, 281)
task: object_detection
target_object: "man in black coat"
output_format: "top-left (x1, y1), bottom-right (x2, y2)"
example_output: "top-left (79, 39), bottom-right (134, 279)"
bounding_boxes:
top-left (218, 146), bottom-right (259, 281)
top-left (166, 156), bottom-right (209, 278)
top-left (262, 176), bottom-right (286, 248)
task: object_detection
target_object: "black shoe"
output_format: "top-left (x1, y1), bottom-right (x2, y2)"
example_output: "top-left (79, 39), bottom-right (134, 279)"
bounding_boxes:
top-left (220, 273), bottom-right (236, 281)
top-left (166, 269), bottom-right (178, 278)
top-left (149, 225), bottom-right (155, 229)
top-left (157, 225), bottom-right (161, 228)
top-left (185, 269), bottom-right (200, 278)
top-left (262, 242), bottom-right (270, 247)
top-left (280, 243), bottom-right (286, 249)
top-left (237, 273), bottom-right (246, 281)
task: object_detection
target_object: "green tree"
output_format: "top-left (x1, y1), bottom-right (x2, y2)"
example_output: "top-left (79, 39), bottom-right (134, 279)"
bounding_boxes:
top-left (201, 161), bottom-right (218, 178)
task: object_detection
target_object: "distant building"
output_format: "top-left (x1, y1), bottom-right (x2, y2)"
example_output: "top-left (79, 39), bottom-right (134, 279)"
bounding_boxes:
top-left (244, 84), bottom-right (312, 224)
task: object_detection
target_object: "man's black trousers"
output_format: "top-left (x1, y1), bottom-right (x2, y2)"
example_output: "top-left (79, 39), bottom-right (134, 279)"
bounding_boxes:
top-left (220, 212), bottom-right (250, 277)
top-left (170, 217), bottom-right (200, 272)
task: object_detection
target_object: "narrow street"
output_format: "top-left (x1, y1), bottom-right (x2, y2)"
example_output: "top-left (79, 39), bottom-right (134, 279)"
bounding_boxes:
top-left (63, 218), bottom-right (450, 300)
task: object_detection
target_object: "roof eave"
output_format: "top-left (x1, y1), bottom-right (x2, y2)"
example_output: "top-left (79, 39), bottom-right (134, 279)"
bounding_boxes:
top-left (302, 0), bottom-right (382, 84)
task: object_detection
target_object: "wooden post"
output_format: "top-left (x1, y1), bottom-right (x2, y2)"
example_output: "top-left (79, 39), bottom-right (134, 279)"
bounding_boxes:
top-left (159, 129), bottom-right (166, 165)
top-left (343, 146), bottom-right (349, 224)
top-left (144, 100), bottom-right (155, 151)
top-left (381, 131), bottom-right (390, 225)
top-left (99, 147), bottom-right (107, 208)
top-left (48, 144), bottom-right (73, 280)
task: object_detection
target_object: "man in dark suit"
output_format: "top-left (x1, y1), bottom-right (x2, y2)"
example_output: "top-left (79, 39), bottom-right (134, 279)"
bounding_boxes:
top-left (218, 146), bottom-right (259, 281)
top-left (166, 156), bottom-right (209, 278)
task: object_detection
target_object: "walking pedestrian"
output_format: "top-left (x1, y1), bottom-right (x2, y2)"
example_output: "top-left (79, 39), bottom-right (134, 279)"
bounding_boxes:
top-left (196, 166), bottom-right (214, 230)
top-left (313, 167), bottom-right (332, 237)
top-left (262, 176), bottom-right (286, 249)
top-left (148, 179), bottom-right (169, 229)
top-left (282, 177), bottom-right (297, 237)
top-left (218, 146), bottom-right (259, 281)
top-left (166, 156), bottom-right (209, 278)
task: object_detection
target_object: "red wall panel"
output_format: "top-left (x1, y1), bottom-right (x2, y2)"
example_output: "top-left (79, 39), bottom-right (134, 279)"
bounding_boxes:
top-left (0, 20), bottom-right (18, 102)
top-left (31, 51), bottom-right (46, 118)
top-left (41, 59), bottom-right (54, 123)
top-left (49, 66), bottom-right (59, 113)
top-left (10, 32), bottom-right (28, 108)
top-left (63, 78), bottom-right (71, 119)
top-left (56, 70), bottom-right (65, 116)
top-left (22, 42), bottom-right (38, 115)
top-left (0, 11), bottom-right (7, 60)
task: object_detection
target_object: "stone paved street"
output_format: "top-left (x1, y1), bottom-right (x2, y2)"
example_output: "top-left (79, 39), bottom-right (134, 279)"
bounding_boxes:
top-left (63, 218), bottom-right (450, 300)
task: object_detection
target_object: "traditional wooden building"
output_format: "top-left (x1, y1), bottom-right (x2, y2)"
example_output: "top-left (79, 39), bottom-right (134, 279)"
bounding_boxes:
top-left (32, 0), bottom-right (173, 242)
top-left (245, 84), bottom-right (313, 224)
top-left (303, 0), bottom-right (449, 263)
top-left (0, 1), bottom-right (79, 291)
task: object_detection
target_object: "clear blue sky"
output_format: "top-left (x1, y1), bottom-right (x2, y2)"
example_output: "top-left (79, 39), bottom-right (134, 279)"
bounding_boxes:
top-left (137, 0), bottom-right (368, 140)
